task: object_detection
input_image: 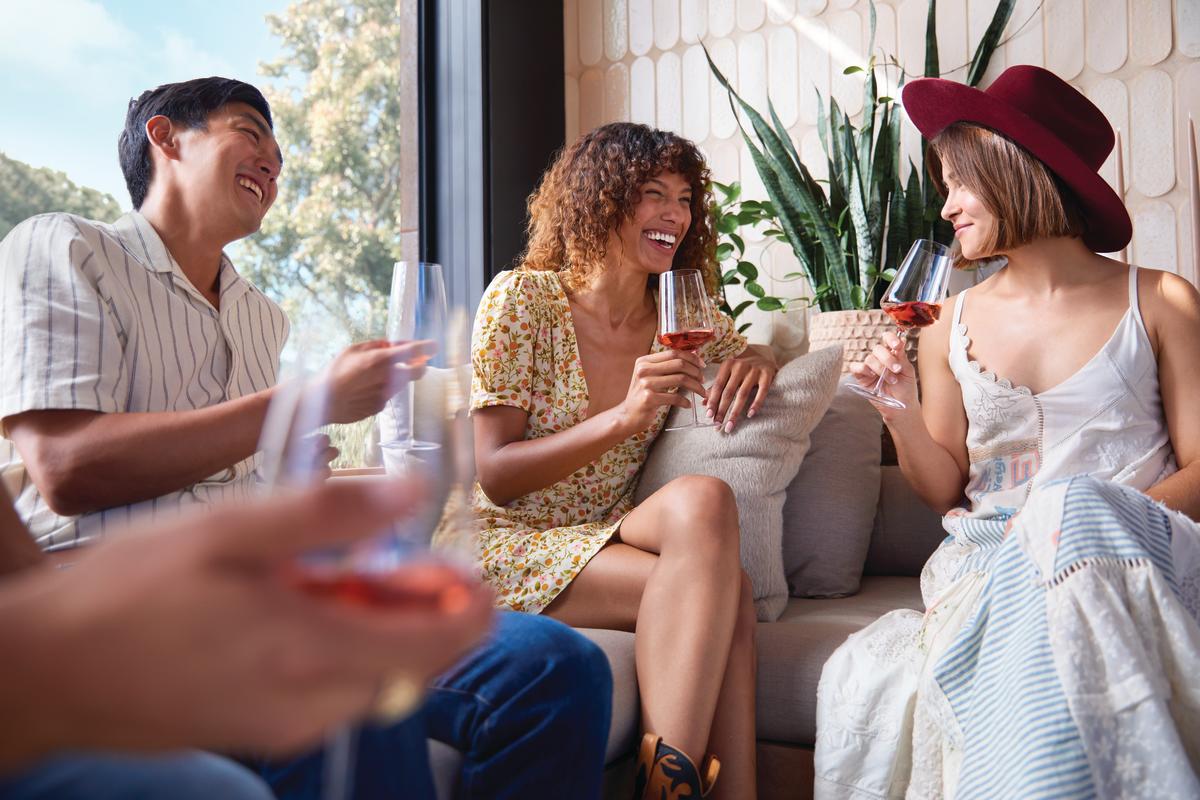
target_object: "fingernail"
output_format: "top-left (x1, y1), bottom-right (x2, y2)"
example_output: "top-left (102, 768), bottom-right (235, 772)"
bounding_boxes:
top-left (891, 363), bottom-right (902, 372)
top-left (747, 409), bottom-right (755, 418)
top-left (888, 375), bottom-right (898, 384)
top-left (707, 408), bottom-right (715, 419)
top-left (724, 421), bottom-right (734, 434)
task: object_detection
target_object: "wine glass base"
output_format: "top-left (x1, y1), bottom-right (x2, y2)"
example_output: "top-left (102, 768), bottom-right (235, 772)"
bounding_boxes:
top-left (845, 383), bottom-right (907, 409)
top-left (381, 439), bottom-right (441, 452)
top-left (664, 420), bottom-right (718, 431)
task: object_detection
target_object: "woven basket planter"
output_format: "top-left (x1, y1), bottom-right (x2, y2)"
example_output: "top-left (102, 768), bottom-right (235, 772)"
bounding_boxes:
top-left (808, 309), bottom-right (919, 373)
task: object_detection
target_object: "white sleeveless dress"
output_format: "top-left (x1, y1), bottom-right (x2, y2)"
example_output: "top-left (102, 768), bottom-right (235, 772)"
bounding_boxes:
top-left (814, 267), bottom-right (1200, 799)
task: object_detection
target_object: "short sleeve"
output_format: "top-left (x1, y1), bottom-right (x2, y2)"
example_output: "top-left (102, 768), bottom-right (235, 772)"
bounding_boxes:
top-left (0, 214), bottom-right (126, 422)
top-left (470, 270), bottom-right (542, 414)
top-left (700, 299), bottom-right (748, 364)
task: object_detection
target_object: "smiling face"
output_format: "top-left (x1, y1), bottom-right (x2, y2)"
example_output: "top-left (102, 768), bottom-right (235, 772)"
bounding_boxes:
top-left (939, 162), bottom-right (997, 261)
top-left (168, 101), bottom-right (282, 240)
top-left (610, 171), bottom-right (693, 276)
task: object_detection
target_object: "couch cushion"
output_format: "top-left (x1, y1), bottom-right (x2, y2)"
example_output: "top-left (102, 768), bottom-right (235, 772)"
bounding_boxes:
top-left (575, 628), bottom-right (640, 764)
top-left (864, 466), bottom-right (947, 577)
top-left (782, 376), bottom-right (883, 597)
top-left (635, 346), bottom-right (842, 620)
top-left (755, 576), bottom-right (923, 746)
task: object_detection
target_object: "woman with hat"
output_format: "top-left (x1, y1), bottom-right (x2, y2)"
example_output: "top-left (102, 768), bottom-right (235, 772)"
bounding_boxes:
top-left (813, 65), bottom-right (1200, 798)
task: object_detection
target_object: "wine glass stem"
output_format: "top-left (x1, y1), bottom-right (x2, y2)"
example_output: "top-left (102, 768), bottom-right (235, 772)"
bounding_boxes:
top-left (870, 329), bottom-right (908, 395)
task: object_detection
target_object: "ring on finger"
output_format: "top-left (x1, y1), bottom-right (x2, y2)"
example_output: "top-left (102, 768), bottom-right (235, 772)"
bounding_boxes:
top-left (372, 672), bottom-right (425, 723)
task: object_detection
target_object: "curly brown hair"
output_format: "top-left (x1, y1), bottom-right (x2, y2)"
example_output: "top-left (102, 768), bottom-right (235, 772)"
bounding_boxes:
top-left (520, 122), bottom-right (720, 296)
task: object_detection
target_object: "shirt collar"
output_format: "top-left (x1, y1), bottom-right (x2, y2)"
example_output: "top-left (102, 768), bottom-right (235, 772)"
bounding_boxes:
top-left (112, 211), bottom-right (250, 308)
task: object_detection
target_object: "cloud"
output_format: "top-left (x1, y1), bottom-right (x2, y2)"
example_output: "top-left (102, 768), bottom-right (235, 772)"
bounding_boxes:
top-left (0, 0), bottom-right (134, 82)
top-left (155, 31), bottom-right (241, 83)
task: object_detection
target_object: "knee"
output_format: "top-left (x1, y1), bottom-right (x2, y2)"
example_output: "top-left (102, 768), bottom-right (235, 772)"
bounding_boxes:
top-left (520, 616), bottom-right (613, 710)
top-left (161, 754), bottom-right (276, 800)
top-left (733, 571), bottom-right (758, 646)
top-left (664, 475), bottom-right (740, 550)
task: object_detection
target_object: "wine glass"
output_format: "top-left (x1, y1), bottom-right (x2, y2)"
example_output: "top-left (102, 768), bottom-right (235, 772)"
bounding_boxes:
top-left (382, 261), bottom-right (447, 453)
top-left (847, 239), bottom-right (953, 409)
top-left (259, 326), bottom-right (478, 800)
top-left (658, 269), bottom-right (718, 431)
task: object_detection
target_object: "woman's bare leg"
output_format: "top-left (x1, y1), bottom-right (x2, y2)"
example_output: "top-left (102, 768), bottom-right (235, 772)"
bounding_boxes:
top-left (704, 572), bottom-right (757, 799)
top-left (544, 475), bottom-right (750, 792)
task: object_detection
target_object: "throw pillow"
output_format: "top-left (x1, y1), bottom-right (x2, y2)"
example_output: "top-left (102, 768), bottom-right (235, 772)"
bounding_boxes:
top-left (633, 345), bottom-right (842, 621)
top-left (782, 376), bottom-right (883, 598)
top-left (863, 465), bottom-right (947, 577)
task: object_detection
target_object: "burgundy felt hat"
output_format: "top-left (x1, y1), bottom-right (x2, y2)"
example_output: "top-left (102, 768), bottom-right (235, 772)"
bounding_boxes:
top-left (901, 65), bottom-right (1132, 254)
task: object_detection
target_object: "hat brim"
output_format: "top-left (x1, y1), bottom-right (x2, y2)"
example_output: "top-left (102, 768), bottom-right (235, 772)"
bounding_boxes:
top-left (901, 78), bottom-right (1132, 254)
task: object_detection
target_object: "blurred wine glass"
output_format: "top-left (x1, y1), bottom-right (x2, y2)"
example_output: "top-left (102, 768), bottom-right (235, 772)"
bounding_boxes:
top-left (382, 262), bottom-right (447, 453)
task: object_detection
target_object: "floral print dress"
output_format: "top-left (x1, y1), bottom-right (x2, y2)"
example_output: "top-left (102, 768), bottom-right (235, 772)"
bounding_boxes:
top-left (470, 269), bottom-right (746, 613)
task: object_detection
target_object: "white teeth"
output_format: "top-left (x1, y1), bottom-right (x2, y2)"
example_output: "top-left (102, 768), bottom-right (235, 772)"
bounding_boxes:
top-left (645, 231), bottom-right (677, 245)
top-left (238, 177), bottom-right (263, 202)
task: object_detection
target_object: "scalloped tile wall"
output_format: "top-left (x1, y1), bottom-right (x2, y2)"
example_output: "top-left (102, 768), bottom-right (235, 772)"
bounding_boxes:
top-left (564, 0), bottom-right (1200, 343)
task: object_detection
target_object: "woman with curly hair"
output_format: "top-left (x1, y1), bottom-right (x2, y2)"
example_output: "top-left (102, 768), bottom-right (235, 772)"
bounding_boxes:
top-left (468, 122), bottom-right (776, 799)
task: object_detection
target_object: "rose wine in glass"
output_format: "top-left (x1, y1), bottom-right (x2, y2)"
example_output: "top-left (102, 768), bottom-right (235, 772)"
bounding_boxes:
top-left (848, 239), bottom-right (953, 409)
top-left (658, 269), bottom-right (718, 431)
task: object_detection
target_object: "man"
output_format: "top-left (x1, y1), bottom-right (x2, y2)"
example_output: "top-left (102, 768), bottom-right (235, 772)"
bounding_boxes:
top-left (0, 77), bottom-right (611, 798)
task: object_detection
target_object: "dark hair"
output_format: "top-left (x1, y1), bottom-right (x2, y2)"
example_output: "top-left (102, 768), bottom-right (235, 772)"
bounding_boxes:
top-left (521, 122), bottom-right (719, 295)
top-left (118, 77), bottom-right (272, 208)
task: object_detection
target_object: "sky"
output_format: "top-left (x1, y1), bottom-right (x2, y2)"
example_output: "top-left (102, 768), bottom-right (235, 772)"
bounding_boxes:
top-left (0, 0), bottom-right (289, 207)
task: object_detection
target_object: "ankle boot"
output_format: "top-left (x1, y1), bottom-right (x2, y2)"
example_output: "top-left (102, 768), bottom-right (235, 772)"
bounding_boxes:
top-left (633, 732), bottom-right (720, 799)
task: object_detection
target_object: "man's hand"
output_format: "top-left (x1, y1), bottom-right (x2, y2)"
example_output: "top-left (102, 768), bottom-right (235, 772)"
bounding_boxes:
top-left (324, 340), bottom-right (436, 425)
top-left (0, 478), bottom-right (493, 767)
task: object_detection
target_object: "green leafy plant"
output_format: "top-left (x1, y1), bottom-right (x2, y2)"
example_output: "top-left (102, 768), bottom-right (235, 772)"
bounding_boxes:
top-left (710, 180), bottom-right (794, 333)
top-left (706, 0), bottom-right (1016, 312)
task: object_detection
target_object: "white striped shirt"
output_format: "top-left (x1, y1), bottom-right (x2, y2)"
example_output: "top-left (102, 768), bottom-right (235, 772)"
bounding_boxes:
top-left (0, 211), bottom-right (289, 550)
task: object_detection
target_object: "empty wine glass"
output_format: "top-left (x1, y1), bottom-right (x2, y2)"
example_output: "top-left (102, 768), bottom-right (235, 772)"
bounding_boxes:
top-left (658, 269), bottom-right (718, 431)
top-left (847, 239), bottom-right (953, 409)
top-left (383, 261), bottom-right (448, 453)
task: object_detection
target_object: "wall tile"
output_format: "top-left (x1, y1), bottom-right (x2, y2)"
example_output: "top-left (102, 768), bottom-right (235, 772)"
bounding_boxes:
top-left (1130, 0), bottom-right (1171, 66)
top-left (968, 0), bottom-right (1007, 85)
top-left (605, 62), bottom-right (631, 122)
top-left (1044, 0), bottom-right (1084, 79)
top-left (629, 0), bottom-right (654, 55)
top-left (710, 0), bottom-right (736, 38)
top-left (1180, 200), bottom-right (1197, 285)
top-left (831, 0), bottom-right (856, 9)
top-left (872, 2), bottom-right (899, 100)
top-left (565, 74), bottom-right (581, 141)
top-left (797, 16), bottom-right (831, 127)
top-left (579, 69), bottom-right (606, 134)
top-left (829, 10), bottom-right (865, 116)
top-left (800, 128), bottom-right (828, 183)
top-left (737, 0), bottom-right (766, 31)
top-left (935, 0), bottom-right (969, 82)
top-left (708, 38), bottom-right (739, 137)
top-left (1131, 69), bottom-right (1176, 198)
top-left (631, 56), bottom-right (657, 126)
top-left (1084, 0), bottom-right (1127, 75)
top-left (739, 146), bottom-right (769, 226)
top-left (769, 25), bottom-right (800, 126)
top-left (681, 0), bottom-right (708, 43)
top-left (896, 0), bottom-right (926, 78)
top-left (797, 0), bottom-right (828, 15)
top-left (738, 32), bottom-right (770, 112)
top-left (767, 0), bottom-right (796, 25)
top-left (899, 113), bottom-right (922, 179)
top-left (1175, 63), bottom-right (1200, 199)
top-left (604, 0), bottom-right (628, 62)
top-left (1005, 0), bottom-right (1044, 69)
top-left (656, 51), bottom-right (684, 133)
top-left (682, 45), bottom-right (711, 140)
top-left (707, 140), bottom-right (741, 184)
top-left (654, 0), bottom-right (681, 49)
top-left (580, 0), bottom-right (605, 65)
top-left (1179, 0), bottom-right (1200, 58)
top-left (565, 0), bottom-right (580, 72)
top-left (1132, 200), bottom-right (1177, 273)
top-left (1087, 79), bottom-right (1129, 195)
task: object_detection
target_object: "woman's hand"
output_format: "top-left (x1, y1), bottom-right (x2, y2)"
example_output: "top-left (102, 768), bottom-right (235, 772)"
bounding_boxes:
top-left (705, 345), bottom-right (778, 433)
top-left (615, 349), bottom-right (707, 435)
top-left (848, 331), bottom-right (919, 422)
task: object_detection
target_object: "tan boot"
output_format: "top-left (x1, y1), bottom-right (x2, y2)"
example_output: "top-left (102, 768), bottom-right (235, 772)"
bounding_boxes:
top-left (633, 732), bottom-right (720, 799)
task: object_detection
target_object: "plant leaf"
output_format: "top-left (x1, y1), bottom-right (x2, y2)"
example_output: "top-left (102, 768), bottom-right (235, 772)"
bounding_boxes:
top-left (736, 261), bottom-right (759, 280)
top-left (924, 0), bottom-right (939, 78)
top-left (756, 297), bottom-right (785, 311)
top-left (745, 280), bottom-right (767, 298)
top-left (716, 242), bottom-right (735, 261)
top-left (966, 0), bottom-right (1016, 87)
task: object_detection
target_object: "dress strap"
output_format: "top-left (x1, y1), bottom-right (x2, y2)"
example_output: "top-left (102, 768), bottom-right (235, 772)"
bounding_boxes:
top-left (1127, 265), bottom-right (1141, 322)
top-left (951, 288), bottom-right (968, 327)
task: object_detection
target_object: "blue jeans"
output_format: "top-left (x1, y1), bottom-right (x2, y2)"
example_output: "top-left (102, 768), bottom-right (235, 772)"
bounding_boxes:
top-left (255, 612), bottom-right (612, 799)
top-left (0, 751), bottom-right (274, 800)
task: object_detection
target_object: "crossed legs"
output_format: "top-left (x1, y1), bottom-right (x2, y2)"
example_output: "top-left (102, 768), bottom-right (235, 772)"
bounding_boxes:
top-left (544, 475), bottom-right (757, 799)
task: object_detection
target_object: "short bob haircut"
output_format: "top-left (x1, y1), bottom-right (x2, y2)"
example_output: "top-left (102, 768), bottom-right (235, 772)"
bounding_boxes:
top-left (521, 122), bottom-right (720, 296)
top-left (927, 123), bottom-right (1085, 268)
top-left (118, 77), bottom-right (273, 209)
